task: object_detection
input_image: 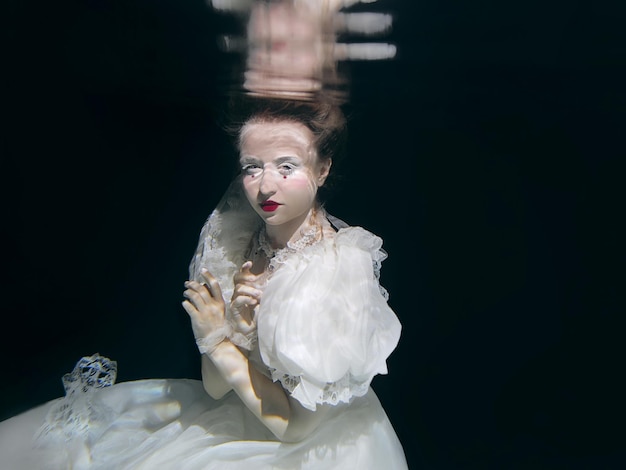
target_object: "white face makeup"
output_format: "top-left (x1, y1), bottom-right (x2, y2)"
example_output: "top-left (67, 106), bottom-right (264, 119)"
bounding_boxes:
top-left (239, 121), bottom-right (330, 234)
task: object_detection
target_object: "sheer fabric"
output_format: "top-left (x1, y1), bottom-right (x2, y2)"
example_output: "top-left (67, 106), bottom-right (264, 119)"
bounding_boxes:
top-left (0, 379), bottom-right (407, 469)
top-left (259, 226), bottom-right (401, 410)
top-left (0, 178), bottom-right (407, 469)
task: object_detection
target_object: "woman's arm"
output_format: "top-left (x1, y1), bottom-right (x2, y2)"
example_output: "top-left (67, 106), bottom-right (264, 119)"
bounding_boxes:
top-left (200, 354), bottom-right (231, 399)
top-left (183, 271), bottom-right (329, 441)
top-left (208, 338), bottom-right (331, 442)
top-left (198, 260), bottom-right (259, 401)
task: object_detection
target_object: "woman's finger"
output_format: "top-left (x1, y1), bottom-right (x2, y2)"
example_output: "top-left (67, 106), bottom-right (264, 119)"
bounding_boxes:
top-left (231, 303), bottom-right (255, 326)
top-left (233, 272), bottom-right (259, 287)
top-left (185, 280), bottom-right (213, 304)
top-left (233, 284), bottom-right (263, 300)
top-left (201, 269), bottom-right (224, 300)
top-left (181, 299), bottom-right (199, 317)
top-left (231, 295), bottom-right (258, 309)
top-left (183, 288), bottom-right (207, 310)
top-left (234, 261), bottom-right (260, 284)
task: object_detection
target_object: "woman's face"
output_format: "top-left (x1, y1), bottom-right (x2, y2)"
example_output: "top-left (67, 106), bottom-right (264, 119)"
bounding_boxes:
top-left (239, 120), bottom-right (330, 228)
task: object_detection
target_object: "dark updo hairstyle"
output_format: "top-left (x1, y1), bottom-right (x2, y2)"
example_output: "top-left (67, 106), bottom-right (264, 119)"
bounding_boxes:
top-left (219, 94), bottom-right (348, 197)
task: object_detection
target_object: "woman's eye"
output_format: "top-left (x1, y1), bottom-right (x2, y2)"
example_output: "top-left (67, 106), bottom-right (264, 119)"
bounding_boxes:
top-left (242, 164), bottom-right (261, 175)
top-left (278, 164), bottom-right (296, 175)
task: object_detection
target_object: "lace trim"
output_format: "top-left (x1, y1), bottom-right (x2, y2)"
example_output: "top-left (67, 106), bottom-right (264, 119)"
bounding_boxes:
top-left (196, 321), bottom-right (258, 353)
top-left (257, 224), bottom-right (321, 272)
top-left (372, 248), bottom-right (390, 301)
top-left (196, 323), bottom-right (234, 354)
top-left (229, 328), bottom-right (258, 351)
top-left (270, 368), bottom-right (370, 410)
top-left (34, 353), bottom-right (117, 446)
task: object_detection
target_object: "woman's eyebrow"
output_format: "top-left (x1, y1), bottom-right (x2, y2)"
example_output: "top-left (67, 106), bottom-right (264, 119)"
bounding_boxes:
top-left (239, 156), bottom-right (261, 165)
top-left (274, 156), bottom-right (301, 165)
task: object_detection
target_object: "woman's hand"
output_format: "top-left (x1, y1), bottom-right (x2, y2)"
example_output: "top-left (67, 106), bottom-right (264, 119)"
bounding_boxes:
top-left (182, 269), bottom-right (226, 341)
top-left (230, 261), bottom-right (263, 336)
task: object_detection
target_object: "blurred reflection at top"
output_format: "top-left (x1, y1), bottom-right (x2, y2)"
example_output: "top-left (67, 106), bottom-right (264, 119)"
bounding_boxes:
top-left (210, 0), bottom-right (396, 102)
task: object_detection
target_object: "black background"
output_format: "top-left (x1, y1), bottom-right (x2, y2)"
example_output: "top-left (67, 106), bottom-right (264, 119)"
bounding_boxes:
top-left (3, 1), bottom-right (625, 469)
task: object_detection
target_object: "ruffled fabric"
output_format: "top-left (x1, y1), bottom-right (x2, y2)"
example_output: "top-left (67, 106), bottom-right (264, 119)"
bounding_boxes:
top-left (189, 176), bottom-right (261, 300)
top-left (188, 177), bottom-right (262, 350)
top-left (0, 379), bottom-right (408, 469)
top-left (33, 353), bottom-right (118, 454)
top-left (188, 179), bottom-right (401, 410)
top-left (258, 226), bottom-right (402, 411)
top-left (0, 197), bottom-right (407, 468)
top-left (0, 180), bottom-right (407, 468)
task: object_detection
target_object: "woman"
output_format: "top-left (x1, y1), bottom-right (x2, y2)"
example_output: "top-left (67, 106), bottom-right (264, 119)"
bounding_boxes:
top-left (180, 96), bottom-right (407, 466)
top-left (0, 98), bottom-right (407, 469)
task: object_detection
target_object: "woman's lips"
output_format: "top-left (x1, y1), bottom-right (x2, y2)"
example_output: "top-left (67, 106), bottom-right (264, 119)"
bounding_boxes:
top-left (261, 201), bottom-right (280, 212)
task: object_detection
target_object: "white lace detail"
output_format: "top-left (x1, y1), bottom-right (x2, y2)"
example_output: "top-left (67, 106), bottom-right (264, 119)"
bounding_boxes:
top-left (270, 369), bottom-right (370, 410)
top-left (229, 327), bottom-right (258, 350)
top-left (196, 323), bottom-right (234, 354)
top-left (188, 184), bottom-right (400, 412)
top-left (257, 224), bottom-right (320, 272)
top-left (256, 224), bottom-right (401, 412)
top-left (34, 353), bottom-right (117, 445)
top-left (372, 246), bottom-right (390, 300)
top-left (188, 178), bottom-right (262, 352)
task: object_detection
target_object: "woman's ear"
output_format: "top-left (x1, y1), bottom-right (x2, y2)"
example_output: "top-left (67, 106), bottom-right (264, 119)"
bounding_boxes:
top-left (317, 159), bottom-right (332, 186)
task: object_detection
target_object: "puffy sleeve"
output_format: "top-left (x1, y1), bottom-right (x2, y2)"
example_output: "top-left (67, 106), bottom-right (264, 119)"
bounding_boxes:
top-left (257, 227), bottom-right (402, 411)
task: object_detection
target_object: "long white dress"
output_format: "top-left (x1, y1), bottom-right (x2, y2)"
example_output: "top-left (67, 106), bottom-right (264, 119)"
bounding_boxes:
top-left (0, 179), bottom-right (407, 469)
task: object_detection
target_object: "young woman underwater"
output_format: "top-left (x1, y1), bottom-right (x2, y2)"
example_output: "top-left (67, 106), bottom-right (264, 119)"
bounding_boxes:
top-left (0, 98), bottom-right (407, 469)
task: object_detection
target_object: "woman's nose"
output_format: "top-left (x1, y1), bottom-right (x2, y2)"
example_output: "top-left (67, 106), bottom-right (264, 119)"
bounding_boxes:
top-left (258, 169), bottom-right (278, 196)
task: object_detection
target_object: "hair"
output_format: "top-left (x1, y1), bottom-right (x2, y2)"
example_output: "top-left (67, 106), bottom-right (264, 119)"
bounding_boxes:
top-left (224, 95), bottom-right (346, 161)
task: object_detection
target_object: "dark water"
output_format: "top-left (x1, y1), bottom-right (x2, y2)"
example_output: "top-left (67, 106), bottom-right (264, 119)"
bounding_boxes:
top-left (3, 1), bottom-right (625, 468)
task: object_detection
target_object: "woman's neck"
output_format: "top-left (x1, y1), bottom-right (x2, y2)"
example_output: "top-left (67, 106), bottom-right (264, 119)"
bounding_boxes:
top-left (264, 207), bottom-right (319, 249)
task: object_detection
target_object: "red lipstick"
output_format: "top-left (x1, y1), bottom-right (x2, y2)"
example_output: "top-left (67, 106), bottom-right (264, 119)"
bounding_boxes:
top-left (261, 200), bottom-right (280, 212)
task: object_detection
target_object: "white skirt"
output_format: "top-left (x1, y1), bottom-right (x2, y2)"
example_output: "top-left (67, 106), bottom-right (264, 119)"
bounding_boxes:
top-left (0, 379), bottom-right (408, 470)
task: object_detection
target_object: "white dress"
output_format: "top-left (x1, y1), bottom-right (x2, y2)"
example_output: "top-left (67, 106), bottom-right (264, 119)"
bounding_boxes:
top-left (0, 179), bottom-right (407, 469)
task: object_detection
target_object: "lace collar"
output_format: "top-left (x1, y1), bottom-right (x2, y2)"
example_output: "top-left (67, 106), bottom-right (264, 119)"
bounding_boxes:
top-left (257, 225), bottom-right (320, 271)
